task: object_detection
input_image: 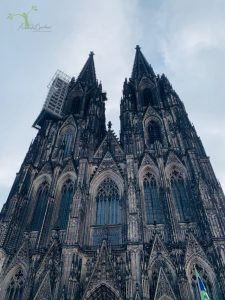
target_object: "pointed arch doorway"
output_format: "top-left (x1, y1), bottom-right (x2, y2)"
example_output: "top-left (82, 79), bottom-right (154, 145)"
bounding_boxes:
top-left (87, 284), bottom-right (119, 300)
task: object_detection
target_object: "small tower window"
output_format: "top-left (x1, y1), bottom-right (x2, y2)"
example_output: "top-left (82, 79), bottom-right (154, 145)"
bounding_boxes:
top-left (96, 178), bottom-right (121, 225)
top-left (148, 121), bottom-right (162, 145)
top-left (143, 173), bottom-right (164, 224)
top-left (57, 180), bottom-right (74, 229)
top-left (30, 182), bottom-right (49, 231)
top-left (170, 170), bottom-right (190, 222)
top-left (143, 88), bottom-right (155, 106)
top-left (5, 268), bottom-right (25, 300)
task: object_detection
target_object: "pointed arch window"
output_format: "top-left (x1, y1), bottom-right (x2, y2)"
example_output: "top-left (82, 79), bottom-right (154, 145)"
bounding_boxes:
top-left (57, 180), bottom-right (74, 229)
top-left (148, 121), bottom-right (162, 145)
top-left (170, 170), bottom-right (190, 222)
top-left (5, 268), bottom-right (25, 300)
top-left (30, 182), bottom-right (49, 231)
top-left (96, 178), bottom-right (121, 225)
top-left (191, 265), bottom-right (214, 300)
top-left (143, 88), bottom-right (155, 107)
top-left (62, 130), bottom-right (74, 158)
top-left (143, 173), bottom-right (164, 224)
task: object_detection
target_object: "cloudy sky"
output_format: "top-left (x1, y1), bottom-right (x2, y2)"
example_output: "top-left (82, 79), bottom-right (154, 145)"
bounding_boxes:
top-left (1, 0), bottom-right (225, 209)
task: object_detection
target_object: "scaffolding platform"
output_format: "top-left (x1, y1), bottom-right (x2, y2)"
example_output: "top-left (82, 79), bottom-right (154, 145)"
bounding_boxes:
top-left (33, 70), bottom-right (71, 129)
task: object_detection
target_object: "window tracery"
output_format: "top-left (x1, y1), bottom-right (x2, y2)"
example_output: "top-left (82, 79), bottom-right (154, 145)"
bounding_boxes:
top-left (96, 178), bottom-right (121, 225)
top-left (5, 268), bottom-right (25, 300)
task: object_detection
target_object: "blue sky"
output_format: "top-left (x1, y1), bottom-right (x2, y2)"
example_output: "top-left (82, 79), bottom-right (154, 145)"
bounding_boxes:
top-left (1, 0), bottom-right (225, 209)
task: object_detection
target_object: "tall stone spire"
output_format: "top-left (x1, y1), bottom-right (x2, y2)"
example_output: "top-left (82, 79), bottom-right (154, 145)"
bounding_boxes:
top-left (131, 45), bottom-right (155, 80)
top-left (63, 51), bottom-right (105, 119)
top-left (76, 51), bottom-right (97, 87)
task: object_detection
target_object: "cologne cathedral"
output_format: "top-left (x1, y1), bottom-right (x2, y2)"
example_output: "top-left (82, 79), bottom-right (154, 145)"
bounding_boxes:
top-left (0, 46), bottom-right (225, 300)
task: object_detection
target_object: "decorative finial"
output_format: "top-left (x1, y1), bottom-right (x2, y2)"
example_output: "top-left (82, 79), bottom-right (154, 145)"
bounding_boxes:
top-left (107, 121), bottom-right (112, 130)
top-left (135, 45), bottom-right (141, 51)
top-left (89, 51), bottom-right (94, 56)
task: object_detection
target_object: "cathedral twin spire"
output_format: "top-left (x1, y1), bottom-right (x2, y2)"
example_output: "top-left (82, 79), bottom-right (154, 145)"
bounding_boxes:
top-left (72, 45), bottom-right (156, 93)
top-left (64, 45), bottom-right (158, 120)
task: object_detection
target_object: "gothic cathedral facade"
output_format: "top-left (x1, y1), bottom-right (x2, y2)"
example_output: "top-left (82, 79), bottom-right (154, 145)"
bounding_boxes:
top-left (0, 46), bottom-right (225, 300)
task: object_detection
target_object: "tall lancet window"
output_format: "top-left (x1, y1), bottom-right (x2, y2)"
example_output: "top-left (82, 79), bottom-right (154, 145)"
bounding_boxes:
top-left (96, 178), bottom-right (121, 225)
top-left (62, 130), bottom-right (74, 158)
top-left (5, 268), bottom-right (25, 300)
top-left (143, 173), bottom-right (164, 224)
top-left (148, 121), bottom-right (162, 145)
top-left (170, 170), bottom-right (190, 222)
top-left (57, 180), bottom-right (74, 229)
top-left (30, 182), bottom-right (49, 231)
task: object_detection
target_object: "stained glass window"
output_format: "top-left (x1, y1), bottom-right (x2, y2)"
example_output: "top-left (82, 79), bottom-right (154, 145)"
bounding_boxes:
top-left (143, 173), bottom-right (164, 224)
top-left (191, 265), bottom-right (214, 300)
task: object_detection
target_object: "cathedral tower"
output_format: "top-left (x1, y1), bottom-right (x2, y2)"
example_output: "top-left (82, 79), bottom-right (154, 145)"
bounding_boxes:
top-left (0, 47), bottom-right (225, 300)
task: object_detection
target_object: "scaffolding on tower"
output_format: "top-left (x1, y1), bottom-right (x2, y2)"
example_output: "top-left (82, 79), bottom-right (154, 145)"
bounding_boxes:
top-left (33, 70), bottom-right (71, 129)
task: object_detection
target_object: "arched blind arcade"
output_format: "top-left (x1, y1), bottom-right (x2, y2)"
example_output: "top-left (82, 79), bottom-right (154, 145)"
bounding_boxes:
top-left (96, 178), bottom-right (121, 225)
top-left (143, 173), bottom-right (164, 224)
top-left (30, 182), bottom-right (49, 231)
top-left (171, 170), bottom-right (190, 222)
top-left (6, 268), bottom-right (25, 300)
top-left (57, 180), bottom-right (74, 229)
top-left (148, 121), bottom-right (162, 145)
